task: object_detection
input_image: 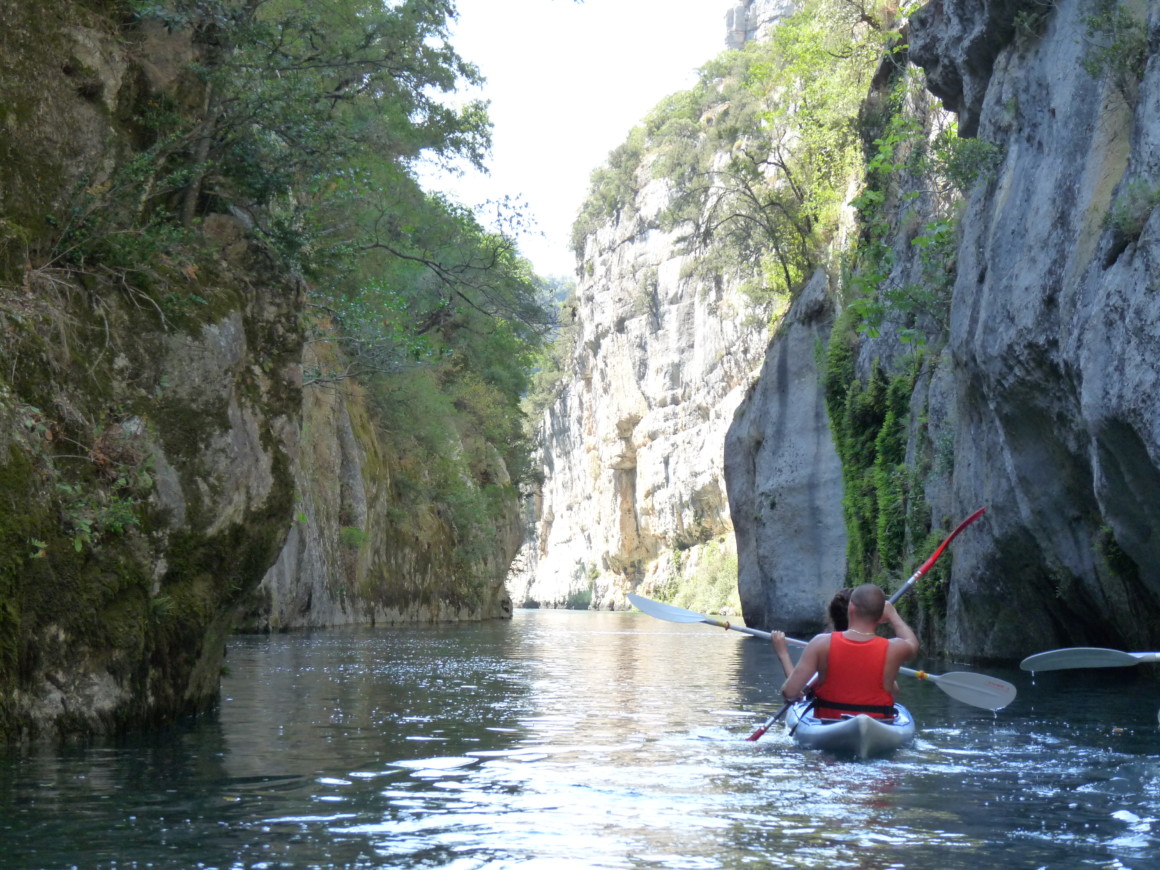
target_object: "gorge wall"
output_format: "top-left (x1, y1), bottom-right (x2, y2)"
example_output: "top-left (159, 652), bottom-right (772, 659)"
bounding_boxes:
top-left (729, 0), bottom-right (1160, 659)
top-left (241, 346), bottom-right (517, 632)
top-left (507, 169), bottom-right (770, 609)
top-left (0, 0), bottom-right (519, 740)
top-left (908, 0), bottom-right (1160, 659)
top-left (520, 0), bottom-right (1160, 665)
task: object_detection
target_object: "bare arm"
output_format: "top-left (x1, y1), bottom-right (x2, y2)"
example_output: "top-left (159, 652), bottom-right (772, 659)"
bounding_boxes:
top-left (781, 635), bottom-right (828, 701)
top-left (879, 602), bottom-right (919, 690)
top-left (771, 631), bottom-right (795, 679)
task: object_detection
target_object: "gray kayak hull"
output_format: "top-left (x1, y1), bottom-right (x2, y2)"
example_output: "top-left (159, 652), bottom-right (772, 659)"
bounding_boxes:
top-left (786, 701), bottom-right (915, 758)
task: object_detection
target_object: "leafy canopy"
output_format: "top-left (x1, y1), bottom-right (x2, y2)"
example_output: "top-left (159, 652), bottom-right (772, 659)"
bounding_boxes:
top-left (572, 0), bottom-right (889, 313)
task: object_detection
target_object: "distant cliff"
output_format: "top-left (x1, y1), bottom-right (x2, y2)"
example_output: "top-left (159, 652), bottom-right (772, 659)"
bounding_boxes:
top-left (508, 3), bottom-right (801, 611)
top-left (725, 0), bottom-right (797, 48)
top-left (507, 167), bottom-right (769, 610)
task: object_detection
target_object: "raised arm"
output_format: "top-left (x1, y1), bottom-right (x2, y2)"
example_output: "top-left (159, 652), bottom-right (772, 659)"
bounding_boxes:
top-left (879, 601), bottom-right (919, 689)
top-left (771, 631), bottom-right (795, 679)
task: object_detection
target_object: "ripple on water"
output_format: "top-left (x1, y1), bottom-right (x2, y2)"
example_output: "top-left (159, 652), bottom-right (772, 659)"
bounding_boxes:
top-left (5, 616), bottom-right (1160, 870)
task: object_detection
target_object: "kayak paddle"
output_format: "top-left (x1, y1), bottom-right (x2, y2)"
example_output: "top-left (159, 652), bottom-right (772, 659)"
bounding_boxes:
top-left (741, 507), bottom-right (989, 739)
top-left (627, 594), bottom-right (1017, 712)
top-left (1020, 647), bottom-right (1160, 672)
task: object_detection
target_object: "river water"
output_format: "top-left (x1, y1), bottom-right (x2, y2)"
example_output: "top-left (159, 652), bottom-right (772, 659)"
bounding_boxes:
top-left (2, 609), bottom-right (1159, 870)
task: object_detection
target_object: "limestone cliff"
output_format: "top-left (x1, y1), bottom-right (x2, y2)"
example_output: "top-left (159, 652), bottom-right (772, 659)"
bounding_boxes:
top-left (507, 165), bottom-right (770, 610)
top-left (726, 271), bottom-right (848, 636)
top-left (241, 342), bottom-right (517, 631)
top-left (0, 0), bottom-right (523, 740)
top-left (727, 0), bottom-right (1160, 660)
top-left (910, 0), bottom-right (1160, 659)
top-left (0, 1), bottom-right (303, 739)
top-left (725, 0), bottom-right (797, 48)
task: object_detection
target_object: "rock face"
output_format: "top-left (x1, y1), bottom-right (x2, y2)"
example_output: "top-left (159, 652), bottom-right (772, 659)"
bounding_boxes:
top-left (0, 2), bottom-right (306, 739)
top-left (725, 0), bottom-right (798, 49)
top-left (725, 273), bottom-right (847, 636)
top-left (243, 350), bottom-right (516, 631)
top-left (507, 169), bottom-right (769, 609)
top-left (907, 0), bottom-right (1021, 137)
top-left (509, 0), bottom-right (815, 612)
top-left (912, 0), bottom-right (1160, 658)
top-left (726, 0), bottom-right (1160, 659)
top-left (0, 0), bottom-right (519, 740)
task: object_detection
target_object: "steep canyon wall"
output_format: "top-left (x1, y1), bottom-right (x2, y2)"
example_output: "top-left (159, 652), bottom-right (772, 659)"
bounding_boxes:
top-left (0, 0), bottom-right (518, 739)
top-left (729, 0), bottom-right (1160, 658)
top-left (910, 0), bottom-right (1160, 658)
top-left (522, 0), bottom-right (1160, 665)
top-left (508, 166), bottom-right (770, 609)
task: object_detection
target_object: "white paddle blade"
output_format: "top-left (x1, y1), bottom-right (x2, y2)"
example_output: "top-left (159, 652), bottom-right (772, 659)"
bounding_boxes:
top-left (626, 593), bottom-right (708, 624)
top-left (929, 671), bottom-right (1018, 711)
top-left (1019, 647), bottom-right (1143, 672)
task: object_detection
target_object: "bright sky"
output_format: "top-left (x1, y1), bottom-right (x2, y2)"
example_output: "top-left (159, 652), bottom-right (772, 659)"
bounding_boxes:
top-left (423, 0), bottom-right (732, 280)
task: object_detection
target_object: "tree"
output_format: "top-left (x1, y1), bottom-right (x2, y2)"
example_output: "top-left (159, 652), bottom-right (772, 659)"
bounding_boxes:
top-left (582, 0), bottom-right (887, 308)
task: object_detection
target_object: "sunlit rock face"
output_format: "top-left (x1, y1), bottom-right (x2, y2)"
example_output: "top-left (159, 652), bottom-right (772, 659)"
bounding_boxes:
top-left (507, 168), bottom-right (769, 610)
top-left (907, 0), bottom-right (1160, 659)
top-left (507, 0), bottom-right (805, 613)
top-left (725, 0), bottom-right (797, 49)
top-left (725, 273), bottom-right (847, 636)
top-left (514, 0), bottom-right (1160, 665)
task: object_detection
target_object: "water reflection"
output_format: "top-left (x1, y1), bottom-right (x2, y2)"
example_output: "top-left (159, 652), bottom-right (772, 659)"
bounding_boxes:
top-left (1, 610), bottom-right (1158, 869)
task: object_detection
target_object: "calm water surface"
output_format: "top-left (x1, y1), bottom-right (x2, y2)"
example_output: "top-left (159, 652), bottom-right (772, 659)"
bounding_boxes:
top-left (2, 609), bottom-right (1160, 869)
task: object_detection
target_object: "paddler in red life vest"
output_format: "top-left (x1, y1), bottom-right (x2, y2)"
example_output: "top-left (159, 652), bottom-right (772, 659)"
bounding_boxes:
top-left (778, 583), bottom-right (920, 720)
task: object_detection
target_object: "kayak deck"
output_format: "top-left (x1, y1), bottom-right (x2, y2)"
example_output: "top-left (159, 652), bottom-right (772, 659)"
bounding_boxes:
top-left (785, 701), bottom-right (915, 758)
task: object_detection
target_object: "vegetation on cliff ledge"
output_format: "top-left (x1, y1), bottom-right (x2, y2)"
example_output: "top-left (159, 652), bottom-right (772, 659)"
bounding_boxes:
top-left (0, 0), bottom-right (554, 738)
top-left (572, 0), bottom-right (895, 316)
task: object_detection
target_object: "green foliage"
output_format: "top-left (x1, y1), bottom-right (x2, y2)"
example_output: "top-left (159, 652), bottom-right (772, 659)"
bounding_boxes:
top-left (14, 402), bottom-right (155, 556)
top-left (572, 0), bottom-right (886, 315)
top-left (1081, 0), bottom-right (1149, 101)
top-left (1012, 0), bottom-right (1059, 39)
top-left (571, 129), bottom-right (646, 258)
top-left (659, 2), bottom-right (881, 306)
top-left (44, 152), bottom-right (196, 278)
top-left (1094, 524), bottom-right (1140, 585)
top-left (1106, 178), bottom-right (1160, 243)
top-left (846, 72), bottom-right (1001, 348)
top-left (658, 539), bottom-right (741, 617)
top-left (368, 343), bottom-right (527, 585)
top-left (846, 216), bottom-right (960, 348)
top-left (39, 0), bottom-right (516, 305)
top-left (912, 526), bottom-right (951, 614)
top-left (925, 126), bottom-right (1004, 194)
top-left (56, 481), bottom-right (140, 552)
top-left (339, 526), bottom-right (366, 549)
top-left (823, 310), bottom-right (927, 585)
top-left (565, 580), bottom-right (595, 610)
top-left (891, 216), bottom-right (959, 343)
top-left (41, 0), bottom-right (557, 595)
top-left (521, 278), bottom-right (579, 428)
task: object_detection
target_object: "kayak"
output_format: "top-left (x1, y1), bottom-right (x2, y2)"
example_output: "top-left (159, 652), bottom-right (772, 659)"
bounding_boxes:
top-left (785, 701), bottom-right (915, 758)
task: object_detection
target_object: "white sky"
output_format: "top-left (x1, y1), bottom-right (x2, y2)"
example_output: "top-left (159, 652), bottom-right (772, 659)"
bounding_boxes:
top-left (422, 0), bottom-right (733, 280)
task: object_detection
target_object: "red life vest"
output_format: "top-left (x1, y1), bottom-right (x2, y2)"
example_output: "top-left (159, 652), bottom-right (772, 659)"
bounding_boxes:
top-left (813, 632), bottom-right (896, 719)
